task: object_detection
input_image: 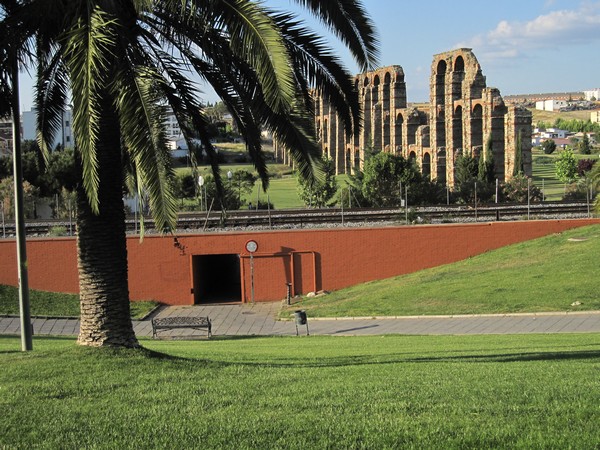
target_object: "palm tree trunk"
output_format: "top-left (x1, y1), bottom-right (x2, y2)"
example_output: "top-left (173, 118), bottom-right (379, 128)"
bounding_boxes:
top-left (76, 96), bottom-right (138, 348)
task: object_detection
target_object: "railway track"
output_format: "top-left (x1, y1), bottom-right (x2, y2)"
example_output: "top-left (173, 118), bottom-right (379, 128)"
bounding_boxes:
top-left (1, 202), bottom-right (594, 237)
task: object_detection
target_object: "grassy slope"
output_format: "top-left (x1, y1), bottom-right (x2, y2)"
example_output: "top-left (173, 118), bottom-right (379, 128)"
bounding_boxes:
top-left (530, 107), bottom-right (597, 124)
top-left (282, 224), bottom-right (600, 318)
top-left (0, 285), bottom-right (157, 319)
top-left (2, 334), bottom-right (600, 448)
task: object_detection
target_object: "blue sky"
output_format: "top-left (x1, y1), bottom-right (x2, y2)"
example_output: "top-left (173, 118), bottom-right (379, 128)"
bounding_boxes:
top-left (290, 0), bottom-right (600, 102)
top-left (18, 0), bottom-right (600, 109)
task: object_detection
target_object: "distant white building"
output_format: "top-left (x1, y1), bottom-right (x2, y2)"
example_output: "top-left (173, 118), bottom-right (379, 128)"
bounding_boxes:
top-left (583, 89), bottom-right (600, 101)
top-left (531, 128), bottom-right (571, 146)
top-left (22, 108), bottom-right (74, 149)
top-left (164, 108), bottom-right (181, 138)
top-left (533, 128), bottom-right (569, 139)
top-left (592, 110), bottom-right (600, 124)
top-left (535, 99), bottom-right (568, 111)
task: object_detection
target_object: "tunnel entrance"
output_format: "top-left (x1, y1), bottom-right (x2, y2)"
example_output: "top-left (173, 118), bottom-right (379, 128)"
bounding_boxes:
top-left (192, 254), bottom-right (242, 304)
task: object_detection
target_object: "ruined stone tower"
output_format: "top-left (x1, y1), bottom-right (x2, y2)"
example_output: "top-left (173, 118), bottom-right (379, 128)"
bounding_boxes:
top-left (273, 48), bottom-right (532, 186)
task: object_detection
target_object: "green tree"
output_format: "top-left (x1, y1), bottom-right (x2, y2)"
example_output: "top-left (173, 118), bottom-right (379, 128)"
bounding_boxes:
top-left (297, 156), bottom-right (337, 208)
top-left (513, 132), bottom-right (523, 176)
top-left (541, 139), bottom-right (557, 155)
top-left (230, 170), bottom-right (257, 207)
top-left (477, 136), bottom-right (495, 183)
top-left (555, 149), bottom-right (579, 184)
top-left (0, 177), bottom-right (39, 219)
top-left (41, 148), bottom-right (79, 196)
top-left (578, 133), bottom-right (591, 155)
top-left (454, 153), bottom-right (478, 186)
top-left (362, 152), bottom-right (421, 207)
top-left (1, 0), bottom-right (377, 347)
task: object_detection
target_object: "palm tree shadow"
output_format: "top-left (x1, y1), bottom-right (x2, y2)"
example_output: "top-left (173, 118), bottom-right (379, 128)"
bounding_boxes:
top-left (139, 347), bottom-right (600, 369)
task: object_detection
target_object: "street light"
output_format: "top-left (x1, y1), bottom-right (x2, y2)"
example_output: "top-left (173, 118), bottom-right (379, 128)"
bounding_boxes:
top-left (226, 170), bottom-right (233, 210)
top-left (10, 47), bottom-right (33, 351)
top-left (198, 175), bottom-right (205, 211)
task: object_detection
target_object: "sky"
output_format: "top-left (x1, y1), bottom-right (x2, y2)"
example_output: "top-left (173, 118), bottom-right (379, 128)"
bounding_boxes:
top-left (17, 0), bottom-right (600, 110)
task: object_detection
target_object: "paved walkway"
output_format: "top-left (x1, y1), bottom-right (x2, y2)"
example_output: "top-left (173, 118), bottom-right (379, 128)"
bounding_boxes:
top-left (2, 302), bottom-right (600, 338)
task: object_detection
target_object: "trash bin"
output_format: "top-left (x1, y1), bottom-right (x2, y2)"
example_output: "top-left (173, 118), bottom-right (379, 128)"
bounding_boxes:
top-left (294, 310), bottom-right (307, 325)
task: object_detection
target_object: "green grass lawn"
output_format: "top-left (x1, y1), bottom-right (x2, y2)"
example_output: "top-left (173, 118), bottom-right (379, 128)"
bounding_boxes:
top-left (0, 285), bottom-right (158, 319)
top-left (531, 147), bottom-right (600, 201)
top-left (2, 334), bottom-right (600, 448)
top-left (282, 224), bottom-right (600, 318)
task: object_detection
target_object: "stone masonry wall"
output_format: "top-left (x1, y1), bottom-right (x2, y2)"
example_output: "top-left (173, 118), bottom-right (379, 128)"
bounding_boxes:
top-left (274, 48), bottom-right (532, 186)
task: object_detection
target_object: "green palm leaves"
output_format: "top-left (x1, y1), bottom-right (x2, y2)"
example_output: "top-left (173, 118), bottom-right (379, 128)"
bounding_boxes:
top-left (2, 0), bottom-right (378, 229)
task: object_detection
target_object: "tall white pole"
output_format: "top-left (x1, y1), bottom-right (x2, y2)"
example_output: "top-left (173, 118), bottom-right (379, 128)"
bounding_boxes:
top-left (527, 178), bottom-right (531, 220)
top-left (1, 200), bottom-right (5, 238)
top-left (474, 181), bottom-right (478, 222)
top-left (11, 51), bottom-right (33, 351)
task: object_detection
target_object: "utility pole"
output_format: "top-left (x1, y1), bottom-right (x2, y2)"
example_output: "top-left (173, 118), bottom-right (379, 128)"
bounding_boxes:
top-left (11, 47), bottom-right (33, 351)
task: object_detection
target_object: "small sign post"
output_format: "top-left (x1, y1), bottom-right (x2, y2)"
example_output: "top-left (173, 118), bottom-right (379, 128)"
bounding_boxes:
top-left (245, 240), bottom-right (258, 303)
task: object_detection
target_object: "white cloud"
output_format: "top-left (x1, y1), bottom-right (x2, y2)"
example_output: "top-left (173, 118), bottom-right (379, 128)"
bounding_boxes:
top-left (456, 2), bottom-right (600, 62)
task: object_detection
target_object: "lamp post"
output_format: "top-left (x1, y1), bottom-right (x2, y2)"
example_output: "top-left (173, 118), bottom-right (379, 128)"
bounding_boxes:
top-left (198, 175), bottom-right (205, 211)
top-left (227, 170), bottom-right (233, 210)
top-left (10, 48), bottom-right (33, 351)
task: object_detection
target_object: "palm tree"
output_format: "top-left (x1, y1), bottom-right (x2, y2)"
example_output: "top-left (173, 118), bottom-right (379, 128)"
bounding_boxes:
top-left (1, 0), bottom-right (378, 347)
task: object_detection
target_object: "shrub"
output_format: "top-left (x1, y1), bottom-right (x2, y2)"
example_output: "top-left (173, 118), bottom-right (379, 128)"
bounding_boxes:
top-left (577, 159), bottom-right (597, 177)
top-left (501, 174), bottom-right (543, 203)
top-left (48, 226), bottom-right (67, 237)
top-left (541, 139), bottom-right (557, 155)
top-left (563, 179), bottom-right (592, 202)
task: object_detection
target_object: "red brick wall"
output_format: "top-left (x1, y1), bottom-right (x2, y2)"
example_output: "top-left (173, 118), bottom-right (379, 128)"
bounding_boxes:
top-left (0, 219), bottom-right (597, 305)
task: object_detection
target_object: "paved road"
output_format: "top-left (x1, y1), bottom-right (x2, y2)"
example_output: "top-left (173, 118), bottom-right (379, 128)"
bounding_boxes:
top-left (2, 302), bottom-right (600, 338)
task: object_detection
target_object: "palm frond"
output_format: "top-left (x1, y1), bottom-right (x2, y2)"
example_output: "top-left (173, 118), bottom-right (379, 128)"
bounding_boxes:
top-left (273, 12), bottom-right (361, 137)
top-left (290, 0), bottom-right (379, 71)
top-left (113, 59), bottom-right (178, 233)
top-left (62, 5), bottom-right (117, 214)
top-left (34, 43), bottom-right (68, 160)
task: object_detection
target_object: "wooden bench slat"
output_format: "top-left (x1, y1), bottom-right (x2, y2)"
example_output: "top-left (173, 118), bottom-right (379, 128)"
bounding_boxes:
top-left (152, 316), bottom-right (212, 338)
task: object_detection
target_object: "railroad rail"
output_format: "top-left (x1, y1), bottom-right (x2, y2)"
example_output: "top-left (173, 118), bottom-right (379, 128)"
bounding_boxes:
top-left (0, 202), bottom-right (595, 237)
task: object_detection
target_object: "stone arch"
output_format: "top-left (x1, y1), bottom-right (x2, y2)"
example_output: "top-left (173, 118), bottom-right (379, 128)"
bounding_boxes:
top-left (409, 151), bottom-right (417, 162)
top-left (363, 76), bottom-right (369, 87)
top-left (323, 118), bottom-right (328, 142)
top-left (453, 105), bottom-right (463, 152)
top-left (437, 149), bottom-right (447, 184)
top-left (435, 60), bottom-right (447, 106)
top-left (384, 72), bottom-right (391, 84)
top-left (491, 104), bottom-right (505, 179)
top-left (422, 152), bottom-right (431, 179)
top-left (471, 103), bottom-right (483, 150)
top-left (383, 113), bottom-right (391, 150)
top-left (407, 115), bottom-right (420, 146)
top-left (453, 55), bottom-right (465, 100)
top-left (395, 113), bottom-right (404, 153)
top-left (436, 110), bottom-right (446, 148)
top-left (373, 75), bottom-right (380, 87)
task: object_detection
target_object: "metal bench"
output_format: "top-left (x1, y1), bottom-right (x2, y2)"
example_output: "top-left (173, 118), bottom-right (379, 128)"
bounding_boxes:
top-left (151, 316), bottom-right (212, 338)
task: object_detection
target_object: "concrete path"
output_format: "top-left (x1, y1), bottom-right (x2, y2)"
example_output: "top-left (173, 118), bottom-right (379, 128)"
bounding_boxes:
top-left (2, 302), bottom-right (600, 339)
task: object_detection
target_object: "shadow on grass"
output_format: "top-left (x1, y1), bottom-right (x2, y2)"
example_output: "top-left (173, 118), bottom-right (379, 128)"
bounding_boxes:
top-left (137, 347), bottom-right (600, 369)
top-left (3, 336), bottom-right (600, 369)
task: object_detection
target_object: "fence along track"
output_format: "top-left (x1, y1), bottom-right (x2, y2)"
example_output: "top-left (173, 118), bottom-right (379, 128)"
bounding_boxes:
top-left (2, 202), bottom-right (593, 237)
